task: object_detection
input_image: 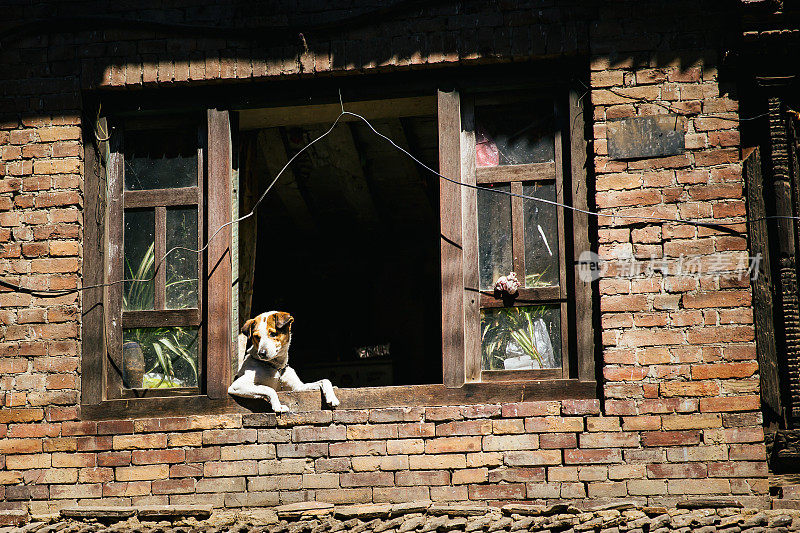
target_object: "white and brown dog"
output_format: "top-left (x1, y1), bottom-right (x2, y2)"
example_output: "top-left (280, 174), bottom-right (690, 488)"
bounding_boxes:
top-left (228, 311), bottom-right (339, 412)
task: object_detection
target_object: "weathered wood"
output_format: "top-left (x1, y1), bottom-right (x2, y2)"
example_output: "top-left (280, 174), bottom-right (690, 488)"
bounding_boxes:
top-left (81, 116), bottom-right (106, 406)
top-left (481, 369), bottom-right (562, 381)
top-left (154, 206), bottom-right (166, 310)
top-left (767, 96), bottom-right (800, 420)
top-left (122, 309), bottom-right (200, 328)
top-left (479, 287), bottom-right (562, 308)
top-left (238, 133), bottom-right (259, 335)
top-left (510, 181), bottom-right (526, 280)
top-left (475, 162), bottom-right (555, 183)
top-left (439, 89), bottom-right (465, 388)
top-left (79, 380), bottom-right (597, 420)
top-left (138, 506), bottom-right (212, 521)
top-left (460, 96), bottom-right (481, 383)
top-left (569, 87), bottom-right (596, 383)
top-left (61, 507), bottom-right (136, 520)
top-left (121, 387), bottom-right (200, 399)
top-left (554, 99), bottom-right (570, 380)
top-left (239, 96), bottom-right (437, 130)
top-left (206, 108), bottom-right (233, 399)
top-left (744, 146), bottom-right (781, 423)
top-left (105, 122), bottom-right (125, 400)
top-left (123, 186), bottom-right (199, 208)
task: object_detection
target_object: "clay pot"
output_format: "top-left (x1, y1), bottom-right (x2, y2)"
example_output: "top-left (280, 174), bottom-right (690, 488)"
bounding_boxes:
top-left (122, 341), bottom-right (145, 389)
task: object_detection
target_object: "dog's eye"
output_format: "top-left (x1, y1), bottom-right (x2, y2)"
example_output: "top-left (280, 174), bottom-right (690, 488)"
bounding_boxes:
top-left (269, 331), bottom-right (278, 337)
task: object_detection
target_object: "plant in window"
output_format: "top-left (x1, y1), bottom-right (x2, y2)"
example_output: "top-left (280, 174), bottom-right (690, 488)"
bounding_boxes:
top-left (481, 305), bottom-right (554, 370)
top-left (122, 244), bottom-right (199, 388)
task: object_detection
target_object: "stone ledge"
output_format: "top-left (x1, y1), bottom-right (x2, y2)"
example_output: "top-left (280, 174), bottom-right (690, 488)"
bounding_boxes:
top-left (27, 500), bottom-right (800, 533)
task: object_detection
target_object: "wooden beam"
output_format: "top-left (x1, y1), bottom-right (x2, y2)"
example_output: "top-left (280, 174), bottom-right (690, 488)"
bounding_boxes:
top-left (238, 96), bottom-right (437, 130)
top-left (460, 97), bottom-right (480, 383)
top-left (81, 116), bottom-right (105, 406)
top-left (105, 121), bottom-right (124, 400)
top-left (744, 147), bottom-right (782, 424)
top-left (569, 88), bottom-right (596, 384)
top-left (206, 108), bottom-right (233, 399)
top-left (439, 89), bottom-right (465, 388)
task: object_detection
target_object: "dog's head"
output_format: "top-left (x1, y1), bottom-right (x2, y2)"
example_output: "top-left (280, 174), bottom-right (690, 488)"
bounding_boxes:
top-left (241, 311), bottom-right (294, 363)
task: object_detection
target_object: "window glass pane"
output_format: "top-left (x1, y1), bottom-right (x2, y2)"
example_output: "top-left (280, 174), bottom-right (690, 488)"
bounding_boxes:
top-left (125, 129), bottom-right (197, 190)
top-left (475, 100), bottom-right (555, 167)
top-left (481, 305), bottom-right (562, 370)
top-left (166, 207), bottom-right (198, 309)
top-left (523, 182), bottom-right (559, 287)
top-left (123, 208), bottom-right (155, 311)
top-left (122, 327), bottom-right (199, 388)
top-left (478, 184), bottom-right (512, 290)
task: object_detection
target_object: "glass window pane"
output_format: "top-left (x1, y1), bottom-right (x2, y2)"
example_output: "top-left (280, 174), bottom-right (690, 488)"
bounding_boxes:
top-left (125, 129), bottom-right (197, 190)
top-left (166, 207), bottom-right (198, 309)
top-left (478, 184), bottom-right (512, 290)
top-left (122, 327), bottom-right (199, 388)
top-left (523, 182), bottom-right (559, 287)
top-left (123, 209), bottom-right (155, 311)
top-left (481, 305), bottom-right (562, 371)
top-left (475, 100), bottom-right (555, 167)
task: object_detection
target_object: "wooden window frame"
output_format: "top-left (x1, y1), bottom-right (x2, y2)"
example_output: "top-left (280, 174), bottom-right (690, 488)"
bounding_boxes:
top-left (438, 87), bottom-right (595, 390)
top-left (82, 107), bottom-right (233, 410)
top-left (80, 74), bottom-right (595, 420)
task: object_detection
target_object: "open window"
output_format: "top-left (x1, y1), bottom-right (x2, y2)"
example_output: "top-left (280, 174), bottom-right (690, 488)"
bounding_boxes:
top-left (81, 75), bottom-right (596, 417)
top-left (237, 98), bottom-right (442, 388)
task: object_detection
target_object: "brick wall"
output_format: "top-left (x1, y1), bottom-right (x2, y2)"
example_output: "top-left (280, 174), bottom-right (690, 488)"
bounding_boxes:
top-left (0, 0), bottom-right (769, 515)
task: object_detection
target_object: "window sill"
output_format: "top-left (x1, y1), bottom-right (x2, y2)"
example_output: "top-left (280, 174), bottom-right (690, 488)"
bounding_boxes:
top-left (80, 379), bottom-right (597, 420)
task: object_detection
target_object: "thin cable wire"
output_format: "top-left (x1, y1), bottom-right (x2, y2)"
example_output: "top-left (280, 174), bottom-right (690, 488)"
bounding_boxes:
top-left (5, 106), bottom-right (800, 297)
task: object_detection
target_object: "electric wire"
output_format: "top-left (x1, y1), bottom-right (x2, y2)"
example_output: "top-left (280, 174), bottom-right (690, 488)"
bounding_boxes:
top-left (3, 106), bottom-right (800, 298)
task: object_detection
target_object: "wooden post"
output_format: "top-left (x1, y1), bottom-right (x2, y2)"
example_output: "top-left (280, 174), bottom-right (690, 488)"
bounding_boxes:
top-left (569, 88), bottom-right (596, 384)
top-left (766, 95), bottom-right (800, 421)
top-left (206, 108), bottom-right (233, 398)
top-left (81, 114), bottom-right (106, 405)
top-left (745, 147), bottom-right (782, 425)
top-left (439, 90), bottom-right (465, 388)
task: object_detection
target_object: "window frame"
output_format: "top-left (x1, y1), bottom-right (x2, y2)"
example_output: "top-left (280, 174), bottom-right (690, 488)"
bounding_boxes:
top-left (438, 86), bottom-right (595, 389)
top-left (80, 71), bottom-right (595, 420)
top-left (82, 107), bottom-right (233, 409)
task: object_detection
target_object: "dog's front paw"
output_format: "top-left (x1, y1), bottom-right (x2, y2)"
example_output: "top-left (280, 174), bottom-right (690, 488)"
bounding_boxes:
top-left (327, 395), bottom-right (340, 408)
top-left (273, 403), bottom-right (291, 413)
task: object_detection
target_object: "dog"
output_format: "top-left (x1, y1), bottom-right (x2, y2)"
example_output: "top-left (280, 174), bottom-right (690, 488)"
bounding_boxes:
top-left (228, 311), bottom-right (339, 412)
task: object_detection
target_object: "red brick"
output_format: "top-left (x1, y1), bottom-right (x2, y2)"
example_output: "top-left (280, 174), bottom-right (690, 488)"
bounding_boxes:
top-left (539, 433), bottom-right (577, 449)
top-left (660, 381), bottom-right (719, 397)
top-left (436, 419), bottom-right (492, 436)
top-left (646, 462), bottom-right (708, 478)
top-left (563, 448), bottom-right (622, 464)
top-left (641, 430), bottom-right (701, 447)
top-left (396, 470), bottom-right (450, 486)
top-left (132, 449), bottom-right (185, 464)
top-left (579, 432), bottom-right (639, 448)
top-left (699, 395), bottom-right (761, 413)
top-left (340, 471), bottom-right (394, 487)
top-left (500, 401), bottom-right (560, 417)
top-left (426, 436), bottom-right (482, 454)
top-left (468, 483), bottom-right (526, 500)
top-left (707, 461), bottom-right (768, 478)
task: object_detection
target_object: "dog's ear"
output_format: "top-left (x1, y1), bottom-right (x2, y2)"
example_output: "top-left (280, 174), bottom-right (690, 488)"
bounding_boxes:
top-left (275, 312), bottom-right (294, 330)
top-left (241, 318), bottom-right (256, 337)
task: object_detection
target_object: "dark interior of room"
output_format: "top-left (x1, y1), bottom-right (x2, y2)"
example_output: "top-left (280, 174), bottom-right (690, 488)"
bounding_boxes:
top-left (244, 113), bottom-right (442, 388)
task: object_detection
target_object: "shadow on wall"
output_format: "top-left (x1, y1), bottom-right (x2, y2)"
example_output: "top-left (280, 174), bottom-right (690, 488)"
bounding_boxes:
top-left (0, 0), bottom-right (743, 122)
